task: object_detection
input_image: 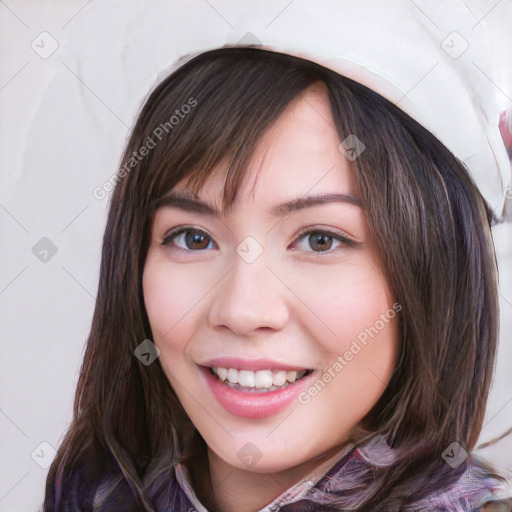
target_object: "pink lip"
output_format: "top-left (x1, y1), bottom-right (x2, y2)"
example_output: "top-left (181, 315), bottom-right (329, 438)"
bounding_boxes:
top-left (201, 357), bottom-right (310, 372)
top-left (199, 366), bottom-right (315, 419)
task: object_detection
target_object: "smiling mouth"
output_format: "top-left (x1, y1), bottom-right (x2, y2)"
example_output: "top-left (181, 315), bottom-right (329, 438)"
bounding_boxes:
top-left (207, 366), bottom-right (313, 393)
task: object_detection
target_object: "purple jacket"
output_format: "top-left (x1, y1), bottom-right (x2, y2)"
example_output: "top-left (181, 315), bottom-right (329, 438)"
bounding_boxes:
top-left (90, 436), bottom-right (509, 511)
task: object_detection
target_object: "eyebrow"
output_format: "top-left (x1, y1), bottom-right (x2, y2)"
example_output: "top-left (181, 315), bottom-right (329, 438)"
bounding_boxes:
top-left (153, 191), bottom-right (362, 217)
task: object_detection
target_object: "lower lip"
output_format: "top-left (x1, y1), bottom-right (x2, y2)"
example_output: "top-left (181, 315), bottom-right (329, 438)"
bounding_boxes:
top-left (200, 366), bottom-right (314, 419)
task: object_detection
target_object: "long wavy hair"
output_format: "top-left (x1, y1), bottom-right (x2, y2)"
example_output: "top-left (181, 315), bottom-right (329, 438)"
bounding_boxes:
top-left (43, 47), bottom-right (503, 510)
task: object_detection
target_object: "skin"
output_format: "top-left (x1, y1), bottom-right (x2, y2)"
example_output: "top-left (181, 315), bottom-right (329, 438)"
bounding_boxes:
top-left (143, 82), bottom-right (399, 512)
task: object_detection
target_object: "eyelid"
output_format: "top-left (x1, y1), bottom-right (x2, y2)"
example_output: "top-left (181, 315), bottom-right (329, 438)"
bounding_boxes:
top-left (161, 225), bottom-right (216, 249)
top-left (291, 226), bottom-right (360, 250)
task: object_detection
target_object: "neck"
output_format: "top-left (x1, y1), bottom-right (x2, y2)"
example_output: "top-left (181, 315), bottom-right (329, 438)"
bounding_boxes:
top-left (189, 443), bottom-right (348, 512)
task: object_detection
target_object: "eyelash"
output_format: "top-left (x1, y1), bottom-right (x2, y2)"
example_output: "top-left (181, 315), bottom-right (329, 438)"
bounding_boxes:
top-left (160, 226), bottom-right (358, 254)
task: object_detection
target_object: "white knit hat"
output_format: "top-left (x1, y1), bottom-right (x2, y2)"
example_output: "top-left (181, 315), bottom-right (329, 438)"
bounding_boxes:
top-left (154, 0), bottom-right (511, 219)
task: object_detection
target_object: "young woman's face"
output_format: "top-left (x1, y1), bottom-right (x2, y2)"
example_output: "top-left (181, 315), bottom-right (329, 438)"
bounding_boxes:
top-left (143, 83), bottom-right (399, 474)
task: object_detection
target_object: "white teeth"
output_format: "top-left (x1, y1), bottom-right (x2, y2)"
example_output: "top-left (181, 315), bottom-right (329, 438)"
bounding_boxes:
top-left (255, 370), bottom-right (273, 389)
top-left (227, 368), bottom-right (238, 384)
top-left (212, 367), bottom-right (308, 390)
top-left (238, 370), bottom-right (255, 387)
top-left (272, 370), bottom-right (287, 387)
top-left (216, 367), bottom-right (228, 381)
top-left (286, 371), bottom-right (297, 382)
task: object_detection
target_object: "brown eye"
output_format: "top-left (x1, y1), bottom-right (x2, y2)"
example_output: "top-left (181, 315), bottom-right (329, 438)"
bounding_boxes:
top-left (162, 228), bottom-right (215, 251)
top-left (184, 230), bottom-right (211, 250)
top-left (308, 232), bottom-right (334, 252)
top-left (292, 228), bottom-right (357, 253)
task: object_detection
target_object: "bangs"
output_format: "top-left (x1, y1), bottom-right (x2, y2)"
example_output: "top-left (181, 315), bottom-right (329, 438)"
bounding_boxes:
top-left (127, 47), bottom-right (326, 214)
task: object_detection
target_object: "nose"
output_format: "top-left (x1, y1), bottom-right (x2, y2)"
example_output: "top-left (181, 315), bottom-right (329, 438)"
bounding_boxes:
top-left (208, 251), bottom-right (289, 336)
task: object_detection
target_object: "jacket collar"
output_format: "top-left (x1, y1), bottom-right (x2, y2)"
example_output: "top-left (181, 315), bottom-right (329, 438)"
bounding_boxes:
top-left (172, 436), bottom-right (504, 512)
top-left (174, 442), bottom-right (355, 512)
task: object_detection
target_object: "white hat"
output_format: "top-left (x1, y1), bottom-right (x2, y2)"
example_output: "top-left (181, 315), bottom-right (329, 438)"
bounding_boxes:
top-left (152, 0), bottom-right (511, 219)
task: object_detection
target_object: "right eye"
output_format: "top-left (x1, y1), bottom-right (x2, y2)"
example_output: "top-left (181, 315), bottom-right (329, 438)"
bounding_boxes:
top-left (161, 227), bottom-right (216, 252)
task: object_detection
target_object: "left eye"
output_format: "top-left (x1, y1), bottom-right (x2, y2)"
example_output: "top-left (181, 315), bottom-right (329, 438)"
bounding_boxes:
top-left (293, 230), bottom-right (353, 253)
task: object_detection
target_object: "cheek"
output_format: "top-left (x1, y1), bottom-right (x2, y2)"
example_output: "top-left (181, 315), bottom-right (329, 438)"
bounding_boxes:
top-left (295, 260), bottom-right (397, 355)
top-left (142, 255), bottom-right (206, 362)
top-left (298, 267), bottom-right (398, 441)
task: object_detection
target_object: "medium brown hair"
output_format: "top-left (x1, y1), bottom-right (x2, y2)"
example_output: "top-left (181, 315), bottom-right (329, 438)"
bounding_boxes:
top-left (44, 47), bottom-right (502, 510)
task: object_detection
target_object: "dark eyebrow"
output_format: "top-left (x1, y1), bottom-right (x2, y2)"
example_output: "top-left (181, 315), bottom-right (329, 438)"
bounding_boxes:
top-left (152, 192), bottom-right (220, 216)
top-left (271, 193), bottom-right (362, 216)
top-left (153, 191), bottom-right (361, 217)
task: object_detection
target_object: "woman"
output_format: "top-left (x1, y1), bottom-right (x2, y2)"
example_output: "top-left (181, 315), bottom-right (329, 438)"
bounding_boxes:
top-left (42, 44), bottom-right (511, 511)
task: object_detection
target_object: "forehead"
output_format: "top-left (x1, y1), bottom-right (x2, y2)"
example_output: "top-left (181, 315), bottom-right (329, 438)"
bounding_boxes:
top-left (174, 84), bottom-right (355, 210)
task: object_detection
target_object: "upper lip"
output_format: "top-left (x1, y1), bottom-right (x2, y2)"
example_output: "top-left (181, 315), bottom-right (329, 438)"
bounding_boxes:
top-left (201, 357), bottom-right (311, 372)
